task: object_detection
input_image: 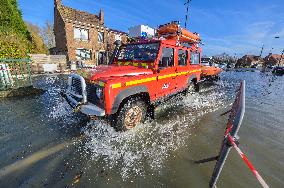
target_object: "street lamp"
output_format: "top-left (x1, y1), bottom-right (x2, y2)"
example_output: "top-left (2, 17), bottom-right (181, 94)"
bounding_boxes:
top-left (266, 36), bottom-right (280, 67)
top-left (269, 36), bottom-right (280, 53)
top-left (272, 36), bottom-right (283, 66)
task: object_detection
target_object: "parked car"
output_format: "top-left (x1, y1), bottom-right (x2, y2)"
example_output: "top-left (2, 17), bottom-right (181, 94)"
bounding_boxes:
top-left (272, 66), bottom-right (284, 75)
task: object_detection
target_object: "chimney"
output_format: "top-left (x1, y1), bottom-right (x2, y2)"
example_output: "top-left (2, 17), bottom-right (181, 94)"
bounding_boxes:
top-left (54, 0), bottom-right (61, 7)
top-left (99, 10), bottom-right (104, 23)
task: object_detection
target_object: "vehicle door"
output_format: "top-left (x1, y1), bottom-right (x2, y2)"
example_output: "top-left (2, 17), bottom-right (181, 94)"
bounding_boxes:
top-left (189, 51), bottom-right (201, 79)
top-left (175, 48), bottom-right (190, 91)
top-left (155, 46), bottom-right (177, 98)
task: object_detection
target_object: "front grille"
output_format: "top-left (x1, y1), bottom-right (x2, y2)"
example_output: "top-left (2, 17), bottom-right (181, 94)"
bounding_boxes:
top-left (67, 75), bottom-right (86, 104)
top-left (71, 77), bottom-right (82, 95)
top-left (86, 83), bottom-right (104, 109)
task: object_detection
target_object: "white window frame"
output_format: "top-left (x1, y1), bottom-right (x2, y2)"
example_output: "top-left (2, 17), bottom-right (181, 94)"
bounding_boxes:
top-left (74, 27), bottom-right (89, 41)
top-left (98, 32), bottom-right (104, 43)
top-left (115, 34), bottom-right (121, 41)
top-left (75, 48), bottom-right (92, 60)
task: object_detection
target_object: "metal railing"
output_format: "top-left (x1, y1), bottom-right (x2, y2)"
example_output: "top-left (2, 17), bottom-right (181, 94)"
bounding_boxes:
top-left (0, 58), bottom-right (33, 91)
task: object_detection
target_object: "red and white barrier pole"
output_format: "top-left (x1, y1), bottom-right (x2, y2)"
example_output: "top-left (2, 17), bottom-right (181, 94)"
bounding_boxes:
top-left (227, 135), bottom-right (269, 188)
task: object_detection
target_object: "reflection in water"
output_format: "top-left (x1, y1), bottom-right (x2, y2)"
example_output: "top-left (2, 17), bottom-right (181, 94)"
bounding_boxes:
top-left (0, 140), bottom-right (69, 177)
top-left (0, 70), bottom-right (283, 187)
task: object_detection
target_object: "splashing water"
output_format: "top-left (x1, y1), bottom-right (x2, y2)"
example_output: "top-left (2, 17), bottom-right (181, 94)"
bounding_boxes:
top-left (82, 81), bottom-right (231, 180)
top-left (35, 74), bottom-right (83, 127)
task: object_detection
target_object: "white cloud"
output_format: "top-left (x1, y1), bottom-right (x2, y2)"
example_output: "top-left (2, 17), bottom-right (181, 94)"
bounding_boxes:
top-left (202, 19), bottom-right (284, 57)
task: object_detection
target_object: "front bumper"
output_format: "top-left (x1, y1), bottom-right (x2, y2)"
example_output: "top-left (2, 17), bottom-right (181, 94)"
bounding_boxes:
top-left (61, 74), bottom-right (105, 117)
top-left (62, 92), bottom-right (105, 116)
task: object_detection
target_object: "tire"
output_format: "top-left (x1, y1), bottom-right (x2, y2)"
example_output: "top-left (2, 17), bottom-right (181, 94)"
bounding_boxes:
top-left (115, 98), bottom-right (147, 131)
top-left (186, 81), bottom-right (199, 95)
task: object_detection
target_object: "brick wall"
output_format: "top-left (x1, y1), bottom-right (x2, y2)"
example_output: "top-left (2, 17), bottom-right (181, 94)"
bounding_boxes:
top-left (64, 22), bottom-right (107, 64)
top-left (53, 0), bottom-right (128, 66)
top-left (54, 1), bottom-right (68, 55)
top-left (61, 22), bottom-right (128, 65)
top-left (29, 54), bottom-right (67, 73)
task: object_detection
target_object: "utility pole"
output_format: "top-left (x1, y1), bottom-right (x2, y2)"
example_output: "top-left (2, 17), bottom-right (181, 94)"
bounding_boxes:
top-left (259, 44), bottom-right (264, 57)
top-left (258, 44), bottom-right (264, 66)
top-left (278, 49), bottom-right (284, 66)
top-left (269, 36), bottom-right (280, 54)
top-left (272, 36), bottom-right (281, 66)
top-left (184, 0), bottom-right (192, 29)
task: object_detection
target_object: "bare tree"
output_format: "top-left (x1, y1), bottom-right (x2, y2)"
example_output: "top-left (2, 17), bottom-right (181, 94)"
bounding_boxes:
top-left (25, 22), bottom-right (48, 54)
top-left (41, 21), bottom-right (55, 49)
top-left (212, 53), bottom-right (236, 66)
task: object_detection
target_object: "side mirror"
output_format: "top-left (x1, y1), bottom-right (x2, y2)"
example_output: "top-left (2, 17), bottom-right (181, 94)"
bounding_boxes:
top-left (114, 40), bottom-right (122, 47)
top-left (109, 40), bottom-right (122, 65)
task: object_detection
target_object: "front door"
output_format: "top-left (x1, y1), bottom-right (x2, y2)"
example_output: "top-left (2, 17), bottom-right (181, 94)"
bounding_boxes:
top-left (155, 47), bottom-right (177, 98)
top-left (97, 52), bottom-right (105, 65)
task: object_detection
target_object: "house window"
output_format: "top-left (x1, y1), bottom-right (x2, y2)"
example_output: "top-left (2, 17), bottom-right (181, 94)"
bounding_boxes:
top-left (98, 32), bottom-right (104, 43)
top-left (115, 34), bottom-right (121, 41)
top-left (74, 28), bottom-right (89, 41)
top-left (190, 52), bottom-right (200, 65)
top-left (76, 49), bottom-right (92, 60)
top-left (178, 49), bottom-right (188, 66)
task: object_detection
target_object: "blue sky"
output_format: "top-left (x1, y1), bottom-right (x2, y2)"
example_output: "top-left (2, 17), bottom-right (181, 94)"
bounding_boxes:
top-left (18, 0), bottom-right (284, 57)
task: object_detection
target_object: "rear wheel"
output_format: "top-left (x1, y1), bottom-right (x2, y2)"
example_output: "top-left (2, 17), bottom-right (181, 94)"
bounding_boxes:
top-left (186, 81), bottom-right (199, 95)
top-left (115, 98), bottom-right (147, 131)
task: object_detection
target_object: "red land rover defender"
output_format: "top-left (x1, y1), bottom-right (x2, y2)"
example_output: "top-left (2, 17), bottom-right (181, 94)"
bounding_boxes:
top-left (63, 22), bottom-right (202, 131)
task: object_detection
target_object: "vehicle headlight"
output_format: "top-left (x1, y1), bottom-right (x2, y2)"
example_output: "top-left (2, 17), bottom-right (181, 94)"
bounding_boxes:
top-left (96, 87), bottom-right (103, 99)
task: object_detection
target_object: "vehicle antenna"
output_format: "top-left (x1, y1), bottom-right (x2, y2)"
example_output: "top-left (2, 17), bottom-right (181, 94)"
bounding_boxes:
top-left (184, 0), bottom-right (192, 29)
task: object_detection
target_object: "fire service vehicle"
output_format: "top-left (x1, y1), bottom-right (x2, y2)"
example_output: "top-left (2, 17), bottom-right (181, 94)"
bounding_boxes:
top-left (62, 21), bottom-right (221, 131)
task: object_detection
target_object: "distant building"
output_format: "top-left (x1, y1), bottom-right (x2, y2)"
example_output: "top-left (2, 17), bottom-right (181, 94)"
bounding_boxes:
top-left (235, 55), bottom-right (263, 68)
top-left (128, 25), bottom-right (156, 38)
top-left (53, 0), bottom-right (128, 65)
top-left (264, 53), bottom-right (284, 67)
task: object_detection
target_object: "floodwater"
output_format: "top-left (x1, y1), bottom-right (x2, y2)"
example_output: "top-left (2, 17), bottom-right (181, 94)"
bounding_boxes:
top-left (0, 70), bottom-right (283, 188)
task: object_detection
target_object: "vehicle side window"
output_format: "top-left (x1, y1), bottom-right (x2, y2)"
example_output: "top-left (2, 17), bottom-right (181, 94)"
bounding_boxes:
top-left (159, 47), bottom-right (174, 68)
top-left (178, 49), bottom-right (188, 66)
top-left (190, 52), bottom-right (200, 65)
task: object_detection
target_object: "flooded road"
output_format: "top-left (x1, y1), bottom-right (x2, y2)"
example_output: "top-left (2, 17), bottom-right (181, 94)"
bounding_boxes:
top-left (0, 71), bottom-right (283, 188)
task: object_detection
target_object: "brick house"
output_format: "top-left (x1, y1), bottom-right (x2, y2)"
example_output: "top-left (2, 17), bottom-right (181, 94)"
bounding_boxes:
top-left (53, 0), bottom-right (128, 65)
top-left (235, 55), bottom-right (263, 68)
top-left (264, 53), bottom-right (284, 67)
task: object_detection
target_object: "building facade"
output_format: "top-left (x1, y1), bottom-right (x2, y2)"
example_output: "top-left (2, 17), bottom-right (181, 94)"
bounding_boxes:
top-left (53, 0), bottom-right (128, 65)
top-left (264, 53), bottom-right (284, 67)
top-left (235, 55), bottom-right (263, 68)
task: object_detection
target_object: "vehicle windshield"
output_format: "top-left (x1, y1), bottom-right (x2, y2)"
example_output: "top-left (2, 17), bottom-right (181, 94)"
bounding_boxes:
top-left (117, 42), bottom-right (159, 61)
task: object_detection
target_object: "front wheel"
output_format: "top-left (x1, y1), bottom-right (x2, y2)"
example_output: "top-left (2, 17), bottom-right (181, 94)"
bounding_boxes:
top-left (115, 98), bottom-right (147, 131)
